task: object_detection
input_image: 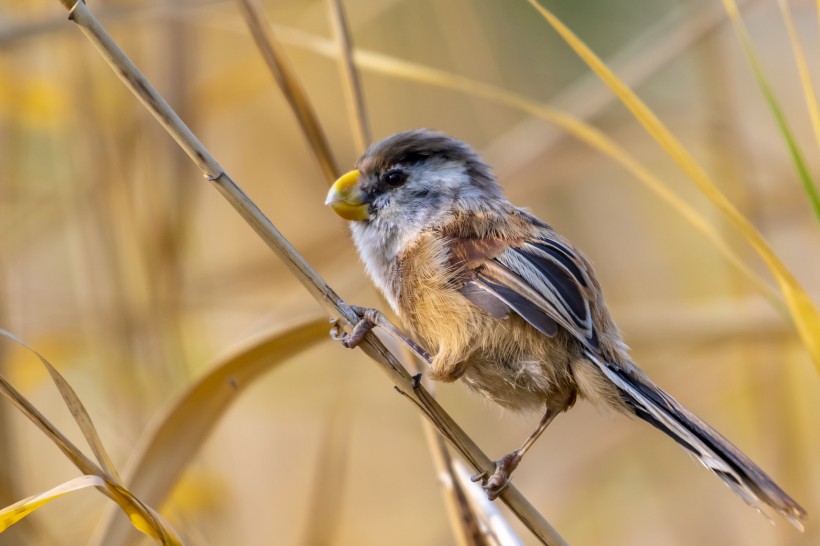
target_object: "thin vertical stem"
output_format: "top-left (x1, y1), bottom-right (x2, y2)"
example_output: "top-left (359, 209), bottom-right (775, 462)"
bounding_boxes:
top-left (235, 0), bottom-right (340, 183)
top-left (327, 0), bottom-right (371, 152)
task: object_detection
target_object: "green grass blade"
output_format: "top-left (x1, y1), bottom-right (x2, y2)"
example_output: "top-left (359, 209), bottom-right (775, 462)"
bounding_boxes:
top-left (526, 0), bottom-right (820, 373)
top-left (723, 0), bottom-right (820, 223)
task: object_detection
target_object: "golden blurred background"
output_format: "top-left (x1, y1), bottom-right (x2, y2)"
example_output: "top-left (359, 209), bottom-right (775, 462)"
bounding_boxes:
top-left (1, 0), bottom-right (819, 544)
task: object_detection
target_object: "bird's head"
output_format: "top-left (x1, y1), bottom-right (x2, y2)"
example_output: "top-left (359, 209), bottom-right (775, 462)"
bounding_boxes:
top-left (325, 129), bottom-right (504, 234)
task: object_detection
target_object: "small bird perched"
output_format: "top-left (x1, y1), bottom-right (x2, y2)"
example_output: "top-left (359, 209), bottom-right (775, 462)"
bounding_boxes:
top-left (325, 129), bottom-right (806, 527)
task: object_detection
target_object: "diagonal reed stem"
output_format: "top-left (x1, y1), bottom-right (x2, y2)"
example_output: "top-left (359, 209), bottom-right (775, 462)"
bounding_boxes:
top-left (322, 3), bottom-right (501, 542)
top-left (57, 1), bottom-right (568, 544)
top-left (327, 0), bottom-right (371, 153)
top-left (234, 0), bottom-right (340, 184)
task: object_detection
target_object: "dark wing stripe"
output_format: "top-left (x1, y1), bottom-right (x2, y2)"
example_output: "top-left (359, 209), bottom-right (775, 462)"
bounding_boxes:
top-left (529, 239), bottom-right (591, 289)
top-left (490, 245), bottom-right (594, 344)
top-left (513, 250), bottom-right (586, 320)
top-left (475, 277), bottom-right (559, 337)
top-left (447, 230), bottom-right (595, 346)
top-left (458, 281), bottom-right (510, 319)
top-left (480, 258), bottom-right (569, 328)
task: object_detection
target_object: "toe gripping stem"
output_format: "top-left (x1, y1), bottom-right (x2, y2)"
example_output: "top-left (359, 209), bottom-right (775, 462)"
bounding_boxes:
top-left (331, 306), bottom-right (432, 364)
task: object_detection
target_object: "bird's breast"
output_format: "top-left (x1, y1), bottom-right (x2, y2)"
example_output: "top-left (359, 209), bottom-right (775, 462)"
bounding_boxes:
top-left (394, 232), bottom-right (578, 412)
top-left (396, 233), bottom-right (477, 353)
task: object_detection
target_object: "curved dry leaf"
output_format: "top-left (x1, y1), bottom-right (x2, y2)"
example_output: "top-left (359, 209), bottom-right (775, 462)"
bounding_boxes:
top-left (0, 332), bottom-right (181, 544)
top-left (94, 316), bottom-right (329, 546)
top-left (0, 328), bottom-right (120, 479)
top-left (0, 475), bottom-right (107, 532)
top-left (0, 475), bottom-right (182, 545)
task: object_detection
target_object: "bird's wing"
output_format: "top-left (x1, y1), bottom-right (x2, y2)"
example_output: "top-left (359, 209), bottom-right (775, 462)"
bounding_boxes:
top-left (452, 232), bottom-right (598, 348)
top-left (451, 227), bottom-right (808, 528)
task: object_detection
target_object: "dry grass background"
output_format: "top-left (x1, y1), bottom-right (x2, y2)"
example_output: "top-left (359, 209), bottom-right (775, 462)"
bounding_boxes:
top-left (1, 0), bottom-right (819, 544)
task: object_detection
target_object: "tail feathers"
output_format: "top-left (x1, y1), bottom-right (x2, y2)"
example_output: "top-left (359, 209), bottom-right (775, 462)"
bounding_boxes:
top-left (587, 352), bottom-right (807, 530)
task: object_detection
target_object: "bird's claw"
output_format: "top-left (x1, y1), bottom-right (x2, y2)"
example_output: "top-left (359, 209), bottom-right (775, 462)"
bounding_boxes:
top-left (330, 306), bottom-right (433, 365)
top-left (329, 307), bottom-right (375, 349)
top-left (470, 451), bottom-right (523, 500)
top-left (329, 319), bottom-right (344, 341)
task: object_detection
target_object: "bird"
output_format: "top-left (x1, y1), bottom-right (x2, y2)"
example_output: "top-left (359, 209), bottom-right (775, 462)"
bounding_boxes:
top-left (324, 128), bottom-right (807, 528)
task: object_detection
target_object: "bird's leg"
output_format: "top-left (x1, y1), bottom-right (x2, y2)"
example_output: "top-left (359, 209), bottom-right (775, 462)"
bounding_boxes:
top-left (331, 305), bottom-right (432, 364)
top-left (472, 405), bottom-right (559, 500)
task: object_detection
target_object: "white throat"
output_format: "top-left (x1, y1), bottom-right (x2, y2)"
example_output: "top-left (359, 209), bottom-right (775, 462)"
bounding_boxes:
top-left (349, 221), bottom-right (411, 314)
top-left (348, 160), bottom-right (492, 314)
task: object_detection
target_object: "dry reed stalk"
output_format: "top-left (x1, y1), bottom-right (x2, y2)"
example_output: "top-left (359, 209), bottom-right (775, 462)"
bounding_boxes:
top-left (234, 0), bottom-right (339, 184)
top-left (55, 1), bottom-right (568, 544)
top-left (327, 0), bottom-right (371, 153)
top-left (323, 1), bottom-right (502, 541)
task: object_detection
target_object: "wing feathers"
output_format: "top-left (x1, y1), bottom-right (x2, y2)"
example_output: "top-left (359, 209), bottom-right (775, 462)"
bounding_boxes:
top-left (446, 225), bottom-right (806, 528)
top-left (473, 277), bottom-right (559, 336)
top-left (457, 281), bottom-right (511, 319)
top-left (526, 239), bottom-right (593, 290)
top-left (448, 232), bottom-right (595, 344)
top-left (487, 237), bottom-right (594, 344)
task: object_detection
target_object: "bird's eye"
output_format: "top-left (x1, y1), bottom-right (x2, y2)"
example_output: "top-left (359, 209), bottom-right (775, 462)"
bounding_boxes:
top-left (382, 169), bottom-right (408, 188)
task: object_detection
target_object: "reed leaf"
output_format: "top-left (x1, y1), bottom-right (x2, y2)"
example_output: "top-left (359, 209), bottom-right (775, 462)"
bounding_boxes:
top-left (527, 0), bottom-right (820, 373)
top-left (234, 0), bottom-right (339, 184)
top-left (0, 328), bottom-right (120, 480)
top-left (93, 317), bottom-right (328, 546)
top-left (777, 0), bottom-right (820, 157)
top-left (0, 331), bottom-right (180, 544)
top-left (722, 0), bottom-right (820, 223)
top-left (327, 0), bottom-right (371, 153)
top-left (0, 475), bottom-right (108, 532)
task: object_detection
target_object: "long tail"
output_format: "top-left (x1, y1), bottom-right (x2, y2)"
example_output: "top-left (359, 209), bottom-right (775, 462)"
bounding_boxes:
top-left (586, 351), bottom-right (807, 530)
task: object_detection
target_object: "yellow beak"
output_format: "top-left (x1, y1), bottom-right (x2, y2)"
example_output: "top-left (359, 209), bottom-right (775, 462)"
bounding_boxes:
top-left (325, 170), bottom-right (369, 221)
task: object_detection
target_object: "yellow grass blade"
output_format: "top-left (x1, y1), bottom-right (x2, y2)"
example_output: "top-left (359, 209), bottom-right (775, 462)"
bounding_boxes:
top-left (0, 475), bottom-right (106, 532)
top-left (777, 0), bottom-right (820, 155)
top-left (0, 332), bottom-right (181, 544)
top-left (264, 25), bottom-right (781, 308)
top-left (0, 328), bottom-right (120, 481)
top-left (526, 0), bottom-right (820, 372)
top-left (0, 475), bottom-right (180, 545)
top-left (103, 481), bottom-right (182, 546)
top-left (344, 52), bottom-right (781, 309)
top-left (94, 316), bottom-right (328, 546)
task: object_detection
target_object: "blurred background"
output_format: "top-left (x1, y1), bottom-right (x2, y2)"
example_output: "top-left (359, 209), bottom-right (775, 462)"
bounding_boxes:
top-left (1, 0), bottom-right (819, 544)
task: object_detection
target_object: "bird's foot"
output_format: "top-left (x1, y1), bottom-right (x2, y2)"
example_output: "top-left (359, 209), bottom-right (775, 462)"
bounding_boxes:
top-left (471, 450), bottom-right (523, 500)
top-left (330, 306), bottom-right (375, 349)
top-left (330, 306), bottom-right (432, 364)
